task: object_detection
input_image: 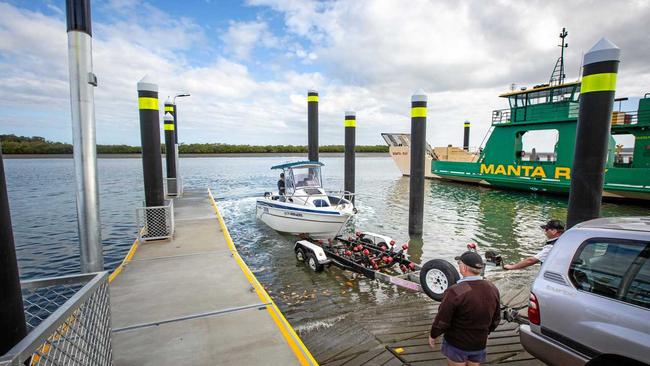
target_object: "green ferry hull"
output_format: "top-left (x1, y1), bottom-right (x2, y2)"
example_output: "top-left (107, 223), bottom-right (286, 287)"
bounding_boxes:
top-left (431, 161), bottom-right (650, 201)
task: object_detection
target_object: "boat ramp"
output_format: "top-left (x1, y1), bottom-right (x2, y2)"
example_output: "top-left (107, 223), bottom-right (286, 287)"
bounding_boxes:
top-left (108, 189), bottom-right (539, 366)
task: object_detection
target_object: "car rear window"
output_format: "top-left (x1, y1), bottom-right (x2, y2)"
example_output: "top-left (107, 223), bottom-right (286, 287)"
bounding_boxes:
top-left (569, 238), bottom-right (649, 309)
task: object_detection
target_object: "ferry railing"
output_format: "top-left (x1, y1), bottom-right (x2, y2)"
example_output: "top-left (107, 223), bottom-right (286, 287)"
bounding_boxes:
top-left (611, 109), bottom-right (650, 126)
top-left (493, 107), bottom-right (650, 126)
top-left (491, 109), bottom-right (511, 124)
top-left (164, 177), bottom-right (183, 197)
top-left (135, 199), bottom-right (175, 241)
top-left (0, 272), bottom-right (113, 366)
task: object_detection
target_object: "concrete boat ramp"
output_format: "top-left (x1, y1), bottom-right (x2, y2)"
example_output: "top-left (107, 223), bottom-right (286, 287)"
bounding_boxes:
top-left (109, 189), bottom-right (316, 365)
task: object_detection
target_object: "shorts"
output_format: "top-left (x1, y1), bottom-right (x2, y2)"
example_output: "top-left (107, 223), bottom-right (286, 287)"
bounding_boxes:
top-left (441, 338), bottom-right (487, 363)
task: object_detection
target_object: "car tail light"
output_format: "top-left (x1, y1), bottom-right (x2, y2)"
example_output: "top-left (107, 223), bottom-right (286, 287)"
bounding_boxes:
top-left (528, 292), bottom-right (541, 325)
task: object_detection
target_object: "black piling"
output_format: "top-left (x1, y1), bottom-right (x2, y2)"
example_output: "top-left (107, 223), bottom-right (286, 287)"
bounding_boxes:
top-left (137, 76), bottom-right (166, 236)
top-left (0, 146), bottom-right (27, 354)
top-left (165, 98), bottom-right (176, 143)
top-left (463, 121), bottom-right (470, 151)
top-left (308, 90), bottom-right (319, 161)
top-left (163, 110), bottom-right (177, 195)
top-left (567, 38), bottom-right (620, 228)
top-left (344, 111), bottom-right (356, 201)
top-left (409, 93), bottom-right (427, 237)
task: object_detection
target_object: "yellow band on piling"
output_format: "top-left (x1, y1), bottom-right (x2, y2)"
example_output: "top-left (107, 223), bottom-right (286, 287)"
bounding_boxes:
top-left (164, 124), bottom-right (175, 131)
top-left (411, 107), bottom-right (427, 118)
top-left (344, 119), bottom-right (356, 127)
top-left (164, 105), bottom-right (174, 112)
top-left (464, 123), bottom-right (470, 127)
top-left (580, 73), bottom-right (617, 94)
top-left (307, 95), bottom-right (319, 102)
top-left (139, 97), bottom-right (159, 110)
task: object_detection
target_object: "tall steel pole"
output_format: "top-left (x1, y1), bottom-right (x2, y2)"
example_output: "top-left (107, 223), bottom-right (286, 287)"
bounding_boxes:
top-left (66, 0), bottom-right (103, 272)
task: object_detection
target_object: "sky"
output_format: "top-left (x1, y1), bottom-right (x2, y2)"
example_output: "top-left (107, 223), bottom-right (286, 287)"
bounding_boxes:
top-left (0, 0), bottom-right (649, 149)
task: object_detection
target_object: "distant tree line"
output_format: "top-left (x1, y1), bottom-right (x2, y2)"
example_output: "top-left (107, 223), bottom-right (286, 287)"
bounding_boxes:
top-left (0, 135), bottom-right (388, 154)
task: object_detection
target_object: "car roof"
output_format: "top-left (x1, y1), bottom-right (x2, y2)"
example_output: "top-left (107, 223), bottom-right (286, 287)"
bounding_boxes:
top-left (574, 216), bottom-right (650, 233)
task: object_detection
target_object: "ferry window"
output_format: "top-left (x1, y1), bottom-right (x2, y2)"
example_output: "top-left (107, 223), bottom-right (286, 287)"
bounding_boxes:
top-left (612, 134), bottom-right (636, 166)
top-left (552, 85), bottom-right (578, 102)
top-left (519, 129), bottom-right (559, 162)
top-left (527, 90), bottom-right (550, 105)
top-left (569, 239), bottom-right (648, 308)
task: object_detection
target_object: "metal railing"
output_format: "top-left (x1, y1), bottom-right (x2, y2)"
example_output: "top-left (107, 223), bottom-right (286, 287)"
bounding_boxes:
top-left (491, 109), bottom-right (511, 124)
top-left (164, 177), bottom-right (183, 197)
top-left (135, 199), bottom-right (175, 241)
top-left (492, 107), bottom-right (650, 126)
top-left (275, 190), bottom-right (355, 209)
top-left (0, 272), bottom-right (113, 366)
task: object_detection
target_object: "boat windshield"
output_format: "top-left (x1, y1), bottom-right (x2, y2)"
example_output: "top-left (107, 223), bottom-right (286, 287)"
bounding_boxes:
top-left (289, 167), bottom-right (322, 189)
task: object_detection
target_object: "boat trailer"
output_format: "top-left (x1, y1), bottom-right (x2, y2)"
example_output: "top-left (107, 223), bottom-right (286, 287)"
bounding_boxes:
top-left (294, 232), bottom-right (461, 301)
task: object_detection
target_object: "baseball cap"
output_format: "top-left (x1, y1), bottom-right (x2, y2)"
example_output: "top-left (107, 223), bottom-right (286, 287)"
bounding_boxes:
top-left (455, 251), bottom-right (484, 269)
top-left (540, 219), bottom-right (565, 231)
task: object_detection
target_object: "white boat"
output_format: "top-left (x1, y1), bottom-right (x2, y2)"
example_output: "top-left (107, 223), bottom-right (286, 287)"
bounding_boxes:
top-left (256, 161), bottom-right (356, 238)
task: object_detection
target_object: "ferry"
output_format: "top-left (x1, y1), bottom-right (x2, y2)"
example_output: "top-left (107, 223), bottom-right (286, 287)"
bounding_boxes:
top-left (383, 32), bottom-right (650, 202)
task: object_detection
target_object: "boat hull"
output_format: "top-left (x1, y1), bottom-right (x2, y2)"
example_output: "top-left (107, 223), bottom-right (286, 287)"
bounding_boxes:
top-left (256, 199), bottom-right (353, 238)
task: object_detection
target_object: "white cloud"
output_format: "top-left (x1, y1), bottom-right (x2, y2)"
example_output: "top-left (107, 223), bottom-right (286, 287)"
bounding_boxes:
top-left (221, 20), bottom-right (278, 60)
top-left (1, 0), bottom-right (649, 150)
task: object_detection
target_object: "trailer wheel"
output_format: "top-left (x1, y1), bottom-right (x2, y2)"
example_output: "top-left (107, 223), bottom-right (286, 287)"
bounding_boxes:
top-left (419, 259), bottom-right (460, 301)
top-left (295, 247), bottom-right (306, 262)
top-left (306, 252), bottom-right (324, 273)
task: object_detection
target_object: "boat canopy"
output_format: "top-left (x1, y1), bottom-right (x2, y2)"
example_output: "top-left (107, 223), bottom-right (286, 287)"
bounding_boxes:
top-left (271, 161), bottom-right (324, 170)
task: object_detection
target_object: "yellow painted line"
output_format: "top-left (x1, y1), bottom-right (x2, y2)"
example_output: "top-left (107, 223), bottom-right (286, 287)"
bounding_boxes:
top-left (164, 124), bottom-right (175, 131)
top-left (207, 188), bottom-right (318, 366)
top-left (307, 95), bottom-right (319, 102)
top-left (344, 119), bottom-right (356, 127)
top-left (464, 123), bottom-right (470, 127)
top-left (580, 72), bottom-right (617, 93)
top-left (411, 107), bottom-right (427, 118)
top-left (108, 237), bottom-right (140, 284)
top-left (138, 97), bottom-right (158, 110)
top-left (164, 105), bottom-right (174, 112)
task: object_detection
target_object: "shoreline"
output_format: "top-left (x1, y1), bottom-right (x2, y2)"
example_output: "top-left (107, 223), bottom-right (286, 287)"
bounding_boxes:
top-left (3, 152), bottom-right (389, 159)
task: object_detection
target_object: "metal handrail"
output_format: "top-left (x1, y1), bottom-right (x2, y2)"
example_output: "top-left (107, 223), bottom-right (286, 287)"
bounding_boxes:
top-left (0, 272), bottom-right (112, 366)
top-left (276, 190), bottom-right (355, 209)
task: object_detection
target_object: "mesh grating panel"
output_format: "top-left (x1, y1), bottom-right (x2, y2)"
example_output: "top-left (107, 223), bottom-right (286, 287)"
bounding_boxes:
top-left (1, 272), bottom-right (113, 366)
top-left (135, 200), bottom-right (174, 241)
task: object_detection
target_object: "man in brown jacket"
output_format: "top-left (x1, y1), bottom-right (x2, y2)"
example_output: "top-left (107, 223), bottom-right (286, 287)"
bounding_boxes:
top-left (429, 251), bottom-right (501, 366)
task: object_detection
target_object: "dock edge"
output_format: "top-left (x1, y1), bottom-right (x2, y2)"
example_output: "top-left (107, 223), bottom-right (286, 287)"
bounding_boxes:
top-left (207, 188), bottom-right (319, 366)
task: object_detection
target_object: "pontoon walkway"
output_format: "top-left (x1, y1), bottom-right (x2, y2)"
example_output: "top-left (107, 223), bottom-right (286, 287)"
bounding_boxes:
top-left (109, 189), bottom-right (316, 365)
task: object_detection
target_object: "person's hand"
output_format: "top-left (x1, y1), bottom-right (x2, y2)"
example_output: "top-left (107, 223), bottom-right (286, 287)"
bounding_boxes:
top-left (503, 264), bottom-right (513, 270)
top-left (428, 336), bottom-right (437, 349)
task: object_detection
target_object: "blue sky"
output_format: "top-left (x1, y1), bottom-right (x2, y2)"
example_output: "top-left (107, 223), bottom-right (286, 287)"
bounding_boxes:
top-left (1, 0), bottom-right (649, 149)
